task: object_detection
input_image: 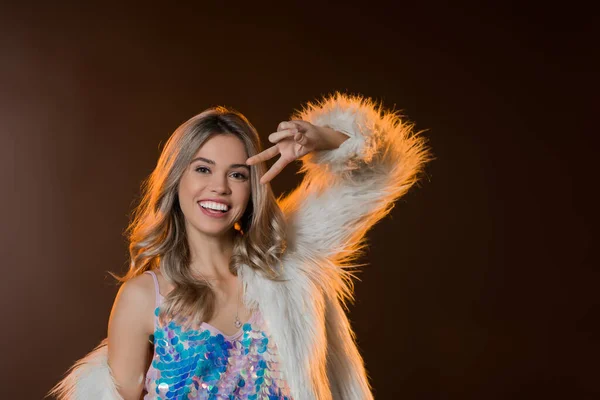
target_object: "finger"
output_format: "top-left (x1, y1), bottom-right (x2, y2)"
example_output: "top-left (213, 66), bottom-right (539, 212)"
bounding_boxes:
top-left (289, 120), bottom-right (312, 131)
top-left (277, 120), bottom-right (310, 132)
top-left (246, 145), bottom-right (280, 165)
top-left (277, 121), bottom-right (297, 132)
top-left (260, 156), bottom-right (291, 184)
top-left (269, 128), bottom-right (298, 143)
top-left (294, 131), bottom-right (308, 146)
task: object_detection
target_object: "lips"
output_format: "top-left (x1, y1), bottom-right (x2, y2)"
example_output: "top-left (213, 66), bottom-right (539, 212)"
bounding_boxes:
top-left (199, 200), bottom-right (230, 212)
top-left (197, 200), bottom-right (230, 219)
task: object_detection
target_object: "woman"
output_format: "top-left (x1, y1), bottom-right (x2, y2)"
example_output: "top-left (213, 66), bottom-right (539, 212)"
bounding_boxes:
top-left (50, 93), bottom-right (430, 400)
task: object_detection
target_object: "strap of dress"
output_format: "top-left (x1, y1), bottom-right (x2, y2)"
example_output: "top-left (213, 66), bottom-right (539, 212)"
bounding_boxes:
top-left (143, 270), bottom-right (162, 309)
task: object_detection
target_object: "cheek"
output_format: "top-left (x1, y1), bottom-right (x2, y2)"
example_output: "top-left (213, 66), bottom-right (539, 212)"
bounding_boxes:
top-left (177, 188), bottom-right (193, 219)
top-left (177, 179), bottom-right (190, 203)
top-left (235, 184), bottom-right (251, 211)
top-left (178, 176), bottom-right (203, 209)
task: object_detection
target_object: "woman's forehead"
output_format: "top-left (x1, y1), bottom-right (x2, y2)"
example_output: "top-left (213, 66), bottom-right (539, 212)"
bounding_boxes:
top-left (192, 134), bottom-right (248, 163)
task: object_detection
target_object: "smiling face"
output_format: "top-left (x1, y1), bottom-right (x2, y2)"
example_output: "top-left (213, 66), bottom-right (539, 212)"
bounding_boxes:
top-left (177, 133), bottom-right (251, 239)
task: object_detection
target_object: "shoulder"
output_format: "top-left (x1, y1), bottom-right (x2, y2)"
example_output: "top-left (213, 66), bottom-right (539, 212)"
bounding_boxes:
top-left (117, 272), bottom-right (156, 306)
top-left (111, 273), bottom-right (156, 323)
top-left (118, 269), bottom-right (173, 302)
top-left (109, 272), bottom-right (156, 336)
top-left (153, 268), bottom-right (176, 297)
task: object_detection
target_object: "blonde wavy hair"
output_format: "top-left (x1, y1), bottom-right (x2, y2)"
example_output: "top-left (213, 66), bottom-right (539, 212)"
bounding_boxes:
top-left (116, 107), bottom-right (287, 328)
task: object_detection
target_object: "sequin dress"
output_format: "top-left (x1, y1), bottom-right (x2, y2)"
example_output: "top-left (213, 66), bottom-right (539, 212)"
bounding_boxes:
top-left (142, 271), bottom-right (293, 400)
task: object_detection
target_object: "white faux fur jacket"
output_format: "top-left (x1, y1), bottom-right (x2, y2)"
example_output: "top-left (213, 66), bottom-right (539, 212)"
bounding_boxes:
top-left (50, 93), bottom-right (430, 400)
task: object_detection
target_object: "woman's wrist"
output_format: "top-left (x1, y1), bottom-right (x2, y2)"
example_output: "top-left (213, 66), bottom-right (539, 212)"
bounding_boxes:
top-left (315, 126), bottom-right (349, 151)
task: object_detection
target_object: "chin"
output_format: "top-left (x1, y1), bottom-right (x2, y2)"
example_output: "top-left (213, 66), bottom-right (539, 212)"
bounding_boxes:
top-left (193, 221), bottom-right (236, 238)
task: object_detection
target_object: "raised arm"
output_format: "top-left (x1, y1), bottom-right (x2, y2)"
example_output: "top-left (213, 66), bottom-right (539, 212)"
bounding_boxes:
top-left (277, 93), bottom-right (431, 263)
top-left (244, 93), bottom-right (430, 399)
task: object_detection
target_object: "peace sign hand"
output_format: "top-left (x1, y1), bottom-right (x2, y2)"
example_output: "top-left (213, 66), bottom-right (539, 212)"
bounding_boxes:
top-left (246, 120), bottom-right (320, 184)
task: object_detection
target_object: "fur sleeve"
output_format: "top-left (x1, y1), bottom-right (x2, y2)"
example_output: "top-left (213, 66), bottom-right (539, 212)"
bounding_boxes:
top-left (279, 92), bottom-right (431, 273)
top-left (274, 93), bottom-right (429, 398)
top-left (48, 339), bottom-right (123, 400)
top-left (325, 293), bottom-right (374, 400)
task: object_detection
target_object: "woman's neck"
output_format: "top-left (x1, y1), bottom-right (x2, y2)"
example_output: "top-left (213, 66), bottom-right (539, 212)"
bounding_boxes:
top-left (186, 228), bottom-right (236, 280)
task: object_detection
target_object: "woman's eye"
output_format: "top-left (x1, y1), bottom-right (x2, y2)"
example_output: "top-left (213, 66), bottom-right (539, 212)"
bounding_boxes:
top-left (195, 166), bottom-right (210, 173)
top-left (230, 172), bottom-right (248, 180)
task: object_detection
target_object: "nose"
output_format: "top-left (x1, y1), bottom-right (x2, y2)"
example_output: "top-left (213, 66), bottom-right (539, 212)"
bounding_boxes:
top-left (209, 173), bottom-right (231, 195)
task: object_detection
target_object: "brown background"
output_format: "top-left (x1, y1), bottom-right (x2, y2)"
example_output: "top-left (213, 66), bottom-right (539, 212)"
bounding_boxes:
top-left (1, 2), bottom-right (596, 399)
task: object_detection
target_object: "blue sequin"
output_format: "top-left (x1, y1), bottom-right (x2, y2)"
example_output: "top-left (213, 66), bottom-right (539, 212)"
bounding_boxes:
top-left (143, 311), bottom-right (292, 400)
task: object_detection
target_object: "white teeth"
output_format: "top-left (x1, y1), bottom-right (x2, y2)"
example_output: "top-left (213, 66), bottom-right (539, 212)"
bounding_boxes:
top-left (199, 201), bottom-right (229, 212)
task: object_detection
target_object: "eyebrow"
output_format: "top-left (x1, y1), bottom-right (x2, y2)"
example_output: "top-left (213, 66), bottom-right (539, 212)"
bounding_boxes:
top-left (190, 157), bottom-right (250, 171)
